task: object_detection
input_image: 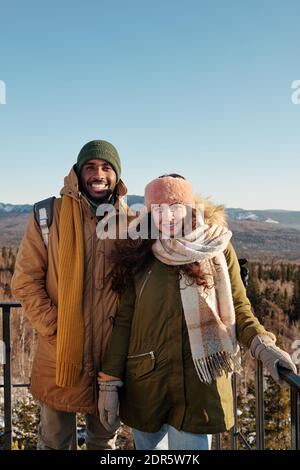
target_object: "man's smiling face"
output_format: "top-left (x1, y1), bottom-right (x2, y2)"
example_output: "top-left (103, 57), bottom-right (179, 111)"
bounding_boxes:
top-left (80, 159), bottom-right (117, 202)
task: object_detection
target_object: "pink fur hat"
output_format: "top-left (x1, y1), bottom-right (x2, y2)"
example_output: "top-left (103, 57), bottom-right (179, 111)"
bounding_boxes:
top-left (144, 176), bottom-right (195, 210)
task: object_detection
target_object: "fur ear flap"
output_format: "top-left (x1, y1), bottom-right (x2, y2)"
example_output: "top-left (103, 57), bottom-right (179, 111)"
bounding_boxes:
top-left (194, 195), bottom-right (227, 227)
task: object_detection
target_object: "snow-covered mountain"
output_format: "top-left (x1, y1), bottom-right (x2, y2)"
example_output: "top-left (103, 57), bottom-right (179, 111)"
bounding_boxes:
top-left (226, 208), bottom-right (300, 230)
top-left (0, 202), bottom-right (32, 214)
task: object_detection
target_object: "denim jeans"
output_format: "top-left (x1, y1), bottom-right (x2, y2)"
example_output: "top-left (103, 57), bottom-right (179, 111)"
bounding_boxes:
top-left (132, 424), bottom-right (212, 450)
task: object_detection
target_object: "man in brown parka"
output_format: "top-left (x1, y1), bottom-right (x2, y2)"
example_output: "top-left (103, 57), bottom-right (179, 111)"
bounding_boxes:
top-left (11, 140), bottom-right (128, 450)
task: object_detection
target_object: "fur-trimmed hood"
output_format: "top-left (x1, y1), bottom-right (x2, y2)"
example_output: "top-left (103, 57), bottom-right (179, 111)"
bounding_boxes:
top-left (194, 195), bottom-right (227, 227)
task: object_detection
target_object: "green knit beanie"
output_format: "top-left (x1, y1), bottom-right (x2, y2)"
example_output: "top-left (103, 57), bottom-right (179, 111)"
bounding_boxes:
top-left (76, 140), bottom-right (121, 181)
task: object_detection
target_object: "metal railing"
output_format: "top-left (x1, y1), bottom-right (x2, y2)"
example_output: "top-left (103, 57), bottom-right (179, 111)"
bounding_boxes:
top-left (1, 302), bottom-right (300, 450)
top-left (215, 361), bottom-right (300, 450)
top-left (255, 359), bottom-right (300, 450)
top-left (0, 302), bottom-right (25, 450)
top-left (0, 302), bottom-right (78, 450)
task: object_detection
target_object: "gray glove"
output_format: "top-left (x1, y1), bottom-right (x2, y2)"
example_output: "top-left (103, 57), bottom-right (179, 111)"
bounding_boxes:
top-left (250, 334), bottom-right (297, 383)
top-left (98, 379), bottom-right (123, 433)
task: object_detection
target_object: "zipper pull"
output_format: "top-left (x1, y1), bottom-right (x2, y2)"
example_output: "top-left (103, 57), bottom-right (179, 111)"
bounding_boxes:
top-left (77, 191), bottom-right (84, 223)
top-left (137, 269), bottom-right (152, 303)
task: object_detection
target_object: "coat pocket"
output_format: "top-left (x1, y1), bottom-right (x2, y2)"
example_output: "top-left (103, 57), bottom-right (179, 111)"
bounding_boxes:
top-left (127, 351), bottom-right (155, 378)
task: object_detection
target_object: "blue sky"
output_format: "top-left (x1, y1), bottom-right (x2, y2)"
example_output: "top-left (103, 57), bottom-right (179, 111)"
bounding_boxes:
top-left (0, 0), bottom-right (299, 210)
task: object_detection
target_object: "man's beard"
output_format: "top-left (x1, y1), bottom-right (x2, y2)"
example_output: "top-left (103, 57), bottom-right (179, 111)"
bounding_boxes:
top-left (85, 188), bottom-right (114, 205)
top-left (79, 175), bottom-right (115, 206)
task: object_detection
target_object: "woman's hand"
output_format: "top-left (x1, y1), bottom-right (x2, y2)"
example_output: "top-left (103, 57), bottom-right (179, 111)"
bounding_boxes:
top-left (250, 334), bottom-right (297, 384)
top-left (97, 374), bottom-right (123, 433)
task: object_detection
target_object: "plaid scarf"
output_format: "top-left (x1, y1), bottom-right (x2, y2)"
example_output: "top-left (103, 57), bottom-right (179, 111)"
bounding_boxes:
top-left (152, 224), bottom-right (241, 384)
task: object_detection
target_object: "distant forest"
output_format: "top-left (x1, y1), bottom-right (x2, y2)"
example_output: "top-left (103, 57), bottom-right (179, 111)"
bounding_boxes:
top-left (247, 261), bottom-right (300, 325)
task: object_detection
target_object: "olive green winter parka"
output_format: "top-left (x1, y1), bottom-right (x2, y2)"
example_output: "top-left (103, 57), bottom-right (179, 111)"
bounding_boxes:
top-left (102, 201), bottom-right (267, 434)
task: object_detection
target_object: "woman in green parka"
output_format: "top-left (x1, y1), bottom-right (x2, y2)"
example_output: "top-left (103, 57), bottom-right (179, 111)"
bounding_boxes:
top-left (98, 174), bottom-right (296, 450)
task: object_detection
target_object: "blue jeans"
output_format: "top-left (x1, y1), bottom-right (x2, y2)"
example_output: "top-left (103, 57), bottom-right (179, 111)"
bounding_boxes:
top-left (132, 424), bottom-right (212, 450)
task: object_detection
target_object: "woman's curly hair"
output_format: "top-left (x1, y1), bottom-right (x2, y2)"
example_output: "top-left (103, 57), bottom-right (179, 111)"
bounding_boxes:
top-left (111, 209), bottom-right (218, 295)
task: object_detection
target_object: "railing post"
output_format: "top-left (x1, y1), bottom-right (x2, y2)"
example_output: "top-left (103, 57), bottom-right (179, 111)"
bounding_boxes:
top-left (2, 305), bottom-right (12, 450)
top-left (291, 387), bottom-right (300, 450)
top-left (255, 359), bottom-right (265, 450)
top-left (215, 433), bottom-right (221, 450)
top-left (71, 413), bottom-right (77, 449)
top-left (231, 373), bottom-right (238, 450)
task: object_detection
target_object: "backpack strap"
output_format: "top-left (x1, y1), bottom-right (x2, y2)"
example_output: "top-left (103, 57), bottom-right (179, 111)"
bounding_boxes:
top-left (33, 197), bottom-right (56, 248)
top-left (238, 258), bottom-right (249, 288)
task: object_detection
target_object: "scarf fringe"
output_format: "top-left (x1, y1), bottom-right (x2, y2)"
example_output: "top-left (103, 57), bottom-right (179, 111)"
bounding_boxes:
top-left (193, 350), bottom-right (242, 384)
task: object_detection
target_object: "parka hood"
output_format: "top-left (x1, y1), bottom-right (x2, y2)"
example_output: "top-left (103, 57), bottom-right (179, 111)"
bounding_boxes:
top-left (60, 165), bottom-right (127, 201)
top-left (194, 195), bottom-right (227, 227)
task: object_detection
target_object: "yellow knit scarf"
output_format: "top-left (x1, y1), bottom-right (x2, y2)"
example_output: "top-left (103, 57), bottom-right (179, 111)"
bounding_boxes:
top-left (56, 195), bottom-right (85, 387)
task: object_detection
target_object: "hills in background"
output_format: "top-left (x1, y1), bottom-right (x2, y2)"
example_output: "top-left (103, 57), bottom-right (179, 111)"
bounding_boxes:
top-left (2, 198), bottom-right (300, 229)
top-left (226, 208), bottom-right (300, 231)
top-left (1, 200), bottom-right (300, 261)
